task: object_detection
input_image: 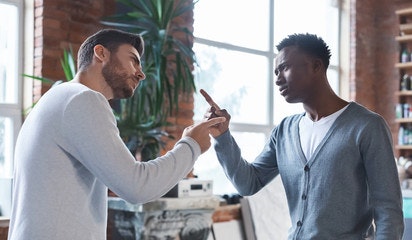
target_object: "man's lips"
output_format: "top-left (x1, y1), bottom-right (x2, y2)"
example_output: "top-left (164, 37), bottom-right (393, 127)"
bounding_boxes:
top-left (132, 77), bottom-right (140, 89)
top-left (279, 86), bottom-right (287, 96)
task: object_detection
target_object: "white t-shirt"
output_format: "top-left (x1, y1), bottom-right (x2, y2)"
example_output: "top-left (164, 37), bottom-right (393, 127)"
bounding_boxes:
top-left (299, 105), bottom-right (349, 160)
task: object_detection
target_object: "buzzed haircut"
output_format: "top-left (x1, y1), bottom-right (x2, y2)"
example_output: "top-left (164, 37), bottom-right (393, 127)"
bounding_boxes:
top-left (276, 33), bottom-right (331, 69)
top-left (77, 29), bottom-right (144, 71)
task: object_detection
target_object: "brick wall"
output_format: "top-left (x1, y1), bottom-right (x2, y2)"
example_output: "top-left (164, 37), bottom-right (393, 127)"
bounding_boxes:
top-left (164, 3), bottom-right (196, 151)
top-left (33, 0), bottom-right (116, 100)
top-left (350, 0), bottom-right (412, 148)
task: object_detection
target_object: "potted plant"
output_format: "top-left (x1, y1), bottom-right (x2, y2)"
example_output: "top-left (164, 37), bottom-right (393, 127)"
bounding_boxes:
top-left (101, 0), bottom-right (198, 161)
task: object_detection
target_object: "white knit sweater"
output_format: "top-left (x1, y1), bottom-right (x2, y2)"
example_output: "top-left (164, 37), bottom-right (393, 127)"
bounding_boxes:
top-left (8, 82), bottom-right (200, 240)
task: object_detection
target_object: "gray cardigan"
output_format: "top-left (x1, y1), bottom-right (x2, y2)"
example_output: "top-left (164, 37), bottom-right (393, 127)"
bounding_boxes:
top-left (214, 102), bottom-right (404, 239)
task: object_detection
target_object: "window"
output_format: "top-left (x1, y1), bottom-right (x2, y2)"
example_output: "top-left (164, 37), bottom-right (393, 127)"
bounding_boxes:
top-left (0, 0), bottom-right (23, 178)
top-left (192, 0), bottom-right (341, 194)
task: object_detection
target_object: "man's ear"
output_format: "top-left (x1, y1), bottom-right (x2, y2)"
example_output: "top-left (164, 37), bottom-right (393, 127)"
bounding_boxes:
top-left (312, 58), bottom-right (323, 73)
top-left (93, 44), bottom-right (108, 62)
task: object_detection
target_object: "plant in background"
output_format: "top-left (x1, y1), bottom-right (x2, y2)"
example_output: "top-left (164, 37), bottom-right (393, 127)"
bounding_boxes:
top-left (24, 47), bottom-right (76, 85)
top-left (101, 0), bottom-right (198, 161)
top-left (23, 48), bottom-right (76, 114)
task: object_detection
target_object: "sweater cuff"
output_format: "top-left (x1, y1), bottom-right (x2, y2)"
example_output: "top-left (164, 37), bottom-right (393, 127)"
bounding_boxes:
top-left (214, 130), bottom-right (231, 147)
top-left (175, 137), bottom-right (201, 160)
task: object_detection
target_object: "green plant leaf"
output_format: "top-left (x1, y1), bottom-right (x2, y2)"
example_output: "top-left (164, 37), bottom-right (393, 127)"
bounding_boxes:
top-left (22, 74), bottom-right (56, 85)
top-left (101, 0), bottom-right (198, 159)
top-left (61, 47), bottom-right (76, 81)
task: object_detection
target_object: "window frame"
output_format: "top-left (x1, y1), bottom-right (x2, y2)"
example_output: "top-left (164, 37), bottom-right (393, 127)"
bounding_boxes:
top-left (192, 0), bottom-right (344, 195)
top-left (0, 0), bottom-right (24, 178)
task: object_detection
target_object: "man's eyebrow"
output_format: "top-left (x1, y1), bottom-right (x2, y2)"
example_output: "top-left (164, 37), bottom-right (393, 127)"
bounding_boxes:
top-left (275, 61), bottom-right (287, 70)
top-left (274, 61), bottom-right (289, 75)
top-left (129, 51), bottom-right (140, 64)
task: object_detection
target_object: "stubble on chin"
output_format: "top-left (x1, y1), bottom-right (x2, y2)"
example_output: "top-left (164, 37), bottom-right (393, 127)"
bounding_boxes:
top-left (112, 81), bottom-right (134, 99)
top-left (102, 68), bottom-right (134, 99)
top-left (121, 86), bottom-right (134, 99)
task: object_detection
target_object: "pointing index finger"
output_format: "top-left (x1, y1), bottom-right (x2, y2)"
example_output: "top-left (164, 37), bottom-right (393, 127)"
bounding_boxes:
top-left (203, 116), bottom-right (226, 127)
top-left (200, 89), bottom-right (221, 110)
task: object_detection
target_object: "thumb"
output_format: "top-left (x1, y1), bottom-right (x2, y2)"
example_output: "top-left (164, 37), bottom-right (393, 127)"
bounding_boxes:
top-left (203, 117), bottom-right (226, 127)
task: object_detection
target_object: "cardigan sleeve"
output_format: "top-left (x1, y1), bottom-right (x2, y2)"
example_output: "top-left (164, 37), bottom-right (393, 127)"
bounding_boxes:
top-left (214, 129), bottom-right (279, 196)
top-left (359, 115), bottom-right (404, 239)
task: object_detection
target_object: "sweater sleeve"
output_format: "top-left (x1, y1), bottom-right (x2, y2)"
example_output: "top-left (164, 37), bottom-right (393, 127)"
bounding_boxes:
top-left (59, 91), bottom-right (200, 204)
top-left (360, 115), bottom-right (404, 239)
top-left (214, 129), bottom-right (279, 196)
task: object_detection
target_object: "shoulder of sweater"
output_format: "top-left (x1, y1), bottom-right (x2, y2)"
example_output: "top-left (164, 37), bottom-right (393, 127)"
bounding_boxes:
top-left (344, 102), bottom-right (382, 120)
top-left (57, 83), bottom-right (107, 103)
top-left (337, 102), bottom-right (389, 131)
top-left (278, 113), bottom-right (304, 126)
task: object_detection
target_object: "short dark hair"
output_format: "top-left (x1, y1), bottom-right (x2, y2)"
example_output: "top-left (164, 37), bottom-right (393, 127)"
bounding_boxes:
top-left (276, 33), bottom-right (331, 69)
top-left (77, 29), bottom-right (144, 71)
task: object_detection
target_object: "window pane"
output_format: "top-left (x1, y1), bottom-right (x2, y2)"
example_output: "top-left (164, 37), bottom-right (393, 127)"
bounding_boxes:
top-left (193, 44), bottom-right (269, 124)
top-left (273, 93), bottom-right (304, 124)
top-left (328, 69), bottom-right (339, 94)
top-left (194, 0), bottom-right (269, 51)
top-left (0, 3), bottom-right (18, 104)
top-left (274, 0), bottom-right (339, 65)
top-left (273, 0), bottom-right (339, 124)
top-left (194, 132), bottom-right (267, 195)
top-left (0, 117), bottom-right (13, 177)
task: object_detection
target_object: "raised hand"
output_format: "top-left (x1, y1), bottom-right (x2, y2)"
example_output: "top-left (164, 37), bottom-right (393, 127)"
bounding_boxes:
top-left (199, 89), bottom-right (231, 138)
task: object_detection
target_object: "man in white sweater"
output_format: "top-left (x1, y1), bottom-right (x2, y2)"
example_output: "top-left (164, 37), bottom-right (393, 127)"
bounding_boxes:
top-left (7, 29), bottom-right (225, 240)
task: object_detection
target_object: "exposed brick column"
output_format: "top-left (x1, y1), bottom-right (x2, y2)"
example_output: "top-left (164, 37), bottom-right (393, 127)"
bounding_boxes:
top-left (33, 0), bottom-right (116, 102)
top-left (164, 1), bottom-right (196, 153)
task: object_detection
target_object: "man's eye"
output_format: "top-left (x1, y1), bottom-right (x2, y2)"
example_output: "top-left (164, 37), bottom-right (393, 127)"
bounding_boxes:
top-left (280, 65), bottom-right (289, 71)
top-left (275, 64), bottom-right (288, 76)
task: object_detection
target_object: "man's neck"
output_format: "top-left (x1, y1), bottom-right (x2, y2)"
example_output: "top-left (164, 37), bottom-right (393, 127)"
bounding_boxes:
top-left (72, 71), bottom-right (113, 100)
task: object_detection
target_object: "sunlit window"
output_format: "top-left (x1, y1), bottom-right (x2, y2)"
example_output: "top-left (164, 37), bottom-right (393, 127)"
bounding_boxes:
top-left (0, 117), bottom-right (13, 177)
top-left (0, 3), bottom-right (18, 104)
top-left (192, 0), bottom-right (341, 195)
top-left (0, 1), bottom-right (22, 178)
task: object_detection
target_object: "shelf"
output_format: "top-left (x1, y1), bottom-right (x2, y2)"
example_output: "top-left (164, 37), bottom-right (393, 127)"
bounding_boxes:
top-left (395, 35), bottom-right (412, 42)
top-left (0, 217), bottom-right (8, 227)
top-left (396, 145), bottom-right (412, 150)
top-left (395, 8), bottom-right (412, 158)
top-left (395, 62), bottom-right (412, 69)
top-left (395, 118), bottom-right (412, 123)
top-left (396, 91), bottom-right (412, 96)
top-left (400, 23), bottom-right (412, 35)
top-left (396, 8), bottom-right (412, 17)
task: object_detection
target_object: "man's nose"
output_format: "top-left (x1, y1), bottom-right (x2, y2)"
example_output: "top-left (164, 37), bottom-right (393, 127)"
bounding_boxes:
top-left (274, 74), bottom-right (283, 86)
top-left (136, 69), bottom-right (146, 80)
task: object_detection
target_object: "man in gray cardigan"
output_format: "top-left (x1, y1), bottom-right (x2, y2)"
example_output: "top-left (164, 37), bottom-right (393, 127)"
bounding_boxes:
top-left (201, 33), bottom-right (404, 239)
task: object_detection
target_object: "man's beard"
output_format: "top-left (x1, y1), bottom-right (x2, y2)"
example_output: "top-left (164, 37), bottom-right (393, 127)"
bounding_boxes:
top-left (102, 56), bottom-right (135, 99)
